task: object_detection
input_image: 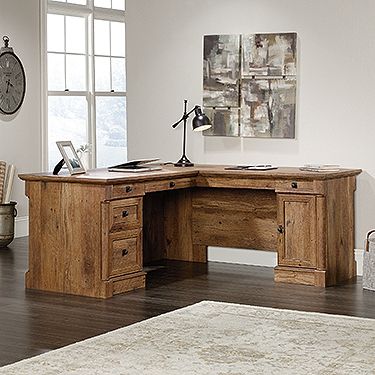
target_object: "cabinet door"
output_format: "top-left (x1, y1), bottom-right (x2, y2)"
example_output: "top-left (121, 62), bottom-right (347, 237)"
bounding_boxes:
top-left (277, 194), bottom-right (317, 268)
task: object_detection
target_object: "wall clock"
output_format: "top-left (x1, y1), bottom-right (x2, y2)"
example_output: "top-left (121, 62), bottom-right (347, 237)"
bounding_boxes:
top-left (0, 36), bottom-right (26, 115)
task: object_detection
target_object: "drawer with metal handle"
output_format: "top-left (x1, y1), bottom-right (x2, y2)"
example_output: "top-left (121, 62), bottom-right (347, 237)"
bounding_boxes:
top-left (102, 228), bottom-right (142, 279)
top-left (102, 197), bottom-right (142, 233)
top-left (144, 177), bottom-right (195, 193)
top-left (110, 183), bottom-right (145, 199)
top-left (275, 180), bottom-right (325, 194)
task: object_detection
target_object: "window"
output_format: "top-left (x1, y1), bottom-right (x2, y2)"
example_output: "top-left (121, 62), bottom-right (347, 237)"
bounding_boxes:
top-left (43, 0), bottom-right (127, 170)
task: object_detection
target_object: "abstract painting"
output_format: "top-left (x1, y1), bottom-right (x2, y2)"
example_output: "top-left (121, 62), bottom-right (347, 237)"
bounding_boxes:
top-left (202, 32), bottom-right (297, 138)
top-left (242, 33), bottom-right (297, 76)
top-left (241, 78), bottom-right (296, 138)
top-left (203, 35), bottom-right (240, 107)
top-left (203, 107), bottom-right (240, 137)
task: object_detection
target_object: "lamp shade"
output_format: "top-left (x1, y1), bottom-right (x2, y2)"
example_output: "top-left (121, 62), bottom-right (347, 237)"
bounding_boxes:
top-left (192, 107), bottom-right (212, 132)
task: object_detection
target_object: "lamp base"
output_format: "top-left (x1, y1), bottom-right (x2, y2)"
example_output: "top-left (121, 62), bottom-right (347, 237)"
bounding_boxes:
top-left (174, 155), bottom-right (194, 167)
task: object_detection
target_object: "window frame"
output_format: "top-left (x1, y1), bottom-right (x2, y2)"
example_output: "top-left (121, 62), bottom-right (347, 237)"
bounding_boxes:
top-left (41, 0), bottom-right (127, 170)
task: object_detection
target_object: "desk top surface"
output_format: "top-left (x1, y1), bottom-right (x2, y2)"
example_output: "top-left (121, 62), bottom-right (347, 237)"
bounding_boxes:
top-left (19, 164), bottom-right (362, 185)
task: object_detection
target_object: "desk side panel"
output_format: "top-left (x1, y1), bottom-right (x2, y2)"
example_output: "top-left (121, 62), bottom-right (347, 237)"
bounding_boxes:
top-left (192, 188), bottom-right (277, 251)
top-left (325, 176), bottom-right (357, 285)
top-left (26, 181), bottom-right (108, 297)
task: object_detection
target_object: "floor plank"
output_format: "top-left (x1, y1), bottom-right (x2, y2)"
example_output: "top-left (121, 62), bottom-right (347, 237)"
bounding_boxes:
top-left (0, 237), bottom-right (374, 366)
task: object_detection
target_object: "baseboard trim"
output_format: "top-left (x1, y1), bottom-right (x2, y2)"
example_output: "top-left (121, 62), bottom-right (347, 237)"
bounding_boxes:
top-left (355, 249), bottom-right (364, 277)
top-left (208, 247), bottom-right (277, 268)
top-left (208, 247), bottom-right (364, 277)
top-left (15, 216), bottom-right (29, 238)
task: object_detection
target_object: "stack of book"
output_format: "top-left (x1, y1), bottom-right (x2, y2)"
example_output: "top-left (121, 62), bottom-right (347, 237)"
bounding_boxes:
top-left (0, 161), bottom-right (16, 203)
top-left (300, 164), bottom-right (340, 172)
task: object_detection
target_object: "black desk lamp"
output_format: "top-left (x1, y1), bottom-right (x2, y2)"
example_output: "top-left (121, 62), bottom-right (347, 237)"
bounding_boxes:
top-left (172, 99), bottom-right (211, 167)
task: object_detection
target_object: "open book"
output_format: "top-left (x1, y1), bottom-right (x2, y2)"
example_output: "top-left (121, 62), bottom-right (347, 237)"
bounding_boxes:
top-left (108, 158), bottom-right (162, 173)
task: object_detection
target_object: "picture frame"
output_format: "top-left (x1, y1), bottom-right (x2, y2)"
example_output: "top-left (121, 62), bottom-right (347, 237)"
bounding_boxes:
top-left (56, 141), bottom-right (86, 175)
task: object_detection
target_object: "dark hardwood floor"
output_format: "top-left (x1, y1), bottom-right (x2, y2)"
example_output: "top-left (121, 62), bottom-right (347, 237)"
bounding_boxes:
top-left (1, 237), bottom-right (375, 367)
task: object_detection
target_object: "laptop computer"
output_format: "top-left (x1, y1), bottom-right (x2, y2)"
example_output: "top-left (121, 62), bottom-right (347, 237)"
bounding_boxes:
top-left (108, 158), bottom-right (162, 173)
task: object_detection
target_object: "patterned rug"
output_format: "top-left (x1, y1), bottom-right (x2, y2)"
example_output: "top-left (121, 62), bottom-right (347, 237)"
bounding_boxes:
top-left (1, 301), bottom-right (375, 374)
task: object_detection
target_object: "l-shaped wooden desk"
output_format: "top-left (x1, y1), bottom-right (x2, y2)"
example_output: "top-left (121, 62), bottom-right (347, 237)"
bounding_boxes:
top-left (19, 165), bottom-right (361, 298)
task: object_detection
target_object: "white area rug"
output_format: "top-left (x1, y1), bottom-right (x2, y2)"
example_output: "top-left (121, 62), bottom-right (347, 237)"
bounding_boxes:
top-left (1, 301), bottom-right (375, 374)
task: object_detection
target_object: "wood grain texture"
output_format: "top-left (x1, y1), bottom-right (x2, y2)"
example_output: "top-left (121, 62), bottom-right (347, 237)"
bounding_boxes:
top-left (275, 179), bottom-right (326, 194)
top-left (325, 176), bottom-right (357, 285)
top-left (196, 176), bottom-right (276, 190)
top-left (110, 183), bottom-right (145, 199)
top-left (142, 192), bottom-right (166, 264)
top-left (316, 196), bottom-right (327, 271)
top-left (164, 189), bottom-right (196, 261)
top-left (20, 165), bottom-right (362, 298)
top-left (277, 194), bottom-right (317, 268)
top-left (26, 181), bottom-right (108, 298)
top-left (19, 165), bottom-right (362, 185)
top-left (192, 188), bottom-right (277, 251)
top-left (275, 176), bottom-right (357, 287)
top-left (25, 181), bottom-right (42, 289)
top-left (105, 197), bottom-right (142, 232)
top-left (103, 229), bottom-right (143, 279)
top-left (108, 272), bottom-right (146, 296)
top-left (145, 177), bottom-right (195, 193)
top-left (19, 167), bottom-right (200, 185)
top-left (194, 165), bottom-right (362, 181)
top-left (143, 191), bottom-right (208, 263)
top-left (274, 266), bottom-right (326, 287)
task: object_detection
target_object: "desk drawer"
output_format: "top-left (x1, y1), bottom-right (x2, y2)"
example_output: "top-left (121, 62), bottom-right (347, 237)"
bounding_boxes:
top-left (110, 183), bottom-right (145, 199)
top-left (105, 198), bottom-right (142, 232)
top-left (103, 229), bottom-right (142, 279)
top-left (145, 177), bottom-right (195, 193)
top-left (275, 180), bottom-right (325, 194)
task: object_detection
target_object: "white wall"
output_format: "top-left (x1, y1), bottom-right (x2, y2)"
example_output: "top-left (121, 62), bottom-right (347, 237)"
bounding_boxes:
top-left (0, 0), bottom-right (41, 225)
top-left (127, 0), bottom-right (375, 250)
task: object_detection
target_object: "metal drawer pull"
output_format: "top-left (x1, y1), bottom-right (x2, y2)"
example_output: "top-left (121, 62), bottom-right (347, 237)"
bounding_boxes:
top-left (277, 225), bottom-right (284, 234)
top-left (169, 181), bottom-right (176, 188)
top-left (125, 186), bottom-right (132, 193)
top-left (122, 210), bottom-right (129, 218)
top-left (291, 182), bottom-right (298, 189)
top-left (122, 249), bottom-right (129, 257)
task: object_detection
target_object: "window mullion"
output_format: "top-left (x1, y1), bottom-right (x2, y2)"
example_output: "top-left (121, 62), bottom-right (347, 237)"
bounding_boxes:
top-left (89, 12), bottom-right (97, 168)
top-left (48, 2), bottom-right (91, 17)
top-left (64, 16), bottom-right (67, 90)
top-left (109, 21), bottom-right (113, 92)
top-left (94, 8), bottom-right (125, 22)
top-left (48, 90), bottom-right (87, 96)
top-left (94, 91), bottom-right (125, 97)
top-left (41, 0), bottom-right (49, 171)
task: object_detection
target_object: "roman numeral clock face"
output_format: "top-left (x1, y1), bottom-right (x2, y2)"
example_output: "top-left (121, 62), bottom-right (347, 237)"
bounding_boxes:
top-left (0, 52), bottom-right (26, 115)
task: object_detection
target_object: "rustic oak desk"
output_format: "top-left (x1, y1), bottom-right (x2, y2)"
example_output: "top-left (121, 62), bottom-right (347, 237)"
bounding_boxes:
top-left (19, 165), bottom-right (361, 298)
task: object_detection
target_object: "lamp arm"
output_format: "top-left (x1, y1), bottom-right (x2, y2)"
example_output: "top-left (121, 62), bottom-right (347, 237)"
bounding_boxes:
top-left (171, 106), bottom-right (199, 128)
